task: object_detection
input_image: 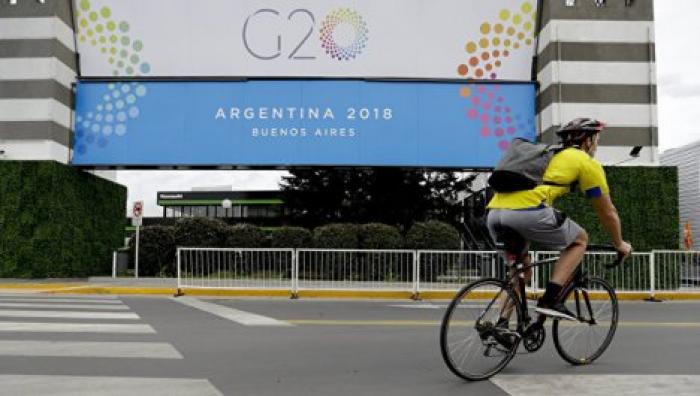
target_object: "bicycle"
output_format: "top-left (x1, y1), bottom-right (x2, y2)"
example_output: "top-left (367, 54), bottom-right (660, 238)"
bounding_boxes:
top-left (439, 244), bottom-right (627, 381)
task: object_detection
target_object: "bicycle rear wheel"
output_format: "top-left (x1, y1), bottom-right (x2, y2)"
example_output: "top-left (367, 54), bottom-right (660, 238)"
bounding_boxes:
top-left (552, 276), bottom-right (619, 365)
top-left (440, 279), bottom-right (521, 381)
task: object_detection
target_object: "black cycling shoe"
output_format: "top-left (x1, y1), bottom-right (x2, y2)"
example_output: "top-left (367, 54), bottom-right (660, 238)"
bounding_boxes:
top-left (492, 317), bottom-right (518, 350)
top-left (535, 299), bottom-right (577, 321)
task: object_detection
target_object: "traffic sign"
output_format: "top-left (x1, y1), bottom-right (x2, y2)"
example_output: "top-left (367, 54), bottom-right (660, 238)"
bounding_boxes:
top-left (132, 201), bottom-right (143, 218)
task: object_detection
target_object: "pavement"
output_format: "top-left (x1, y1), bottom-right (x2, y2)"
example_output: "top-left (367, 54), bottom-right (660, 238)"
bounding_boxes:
top-left (0, 293), bottom-right (698, 395)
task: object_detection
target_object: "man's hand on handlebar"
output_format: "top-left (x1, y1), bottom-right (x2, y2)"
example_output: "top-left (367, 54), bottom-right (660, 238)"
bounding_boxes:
top-left (614, 241), bottom-right (633, 258)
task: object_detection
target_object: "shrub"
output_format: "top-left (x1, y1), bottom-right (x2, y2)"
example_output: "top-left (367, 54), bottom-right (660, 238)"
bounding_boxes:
top-left (270, 227), bottom-right (312, 248)
top-left (312, 223), bottom-right (360, 248)
top-left (128, 226), bottom-right (176, 276)
top-left (173, 217), bottom-right (228, 248)
top-left (224, 224), bottom-right (267, 248)
top-left (406, 221), bottom-right (461, 282)
top-left (359, 223), bottom-right (403, 250)
top-left (405, 221), bottom-right (461, 250)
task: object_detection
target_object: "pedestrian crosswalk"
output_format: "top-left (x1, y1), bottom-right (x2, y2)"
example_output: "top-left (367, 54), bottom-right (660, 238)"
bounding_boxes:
top-left (0, 293), bottom-right (223, 396)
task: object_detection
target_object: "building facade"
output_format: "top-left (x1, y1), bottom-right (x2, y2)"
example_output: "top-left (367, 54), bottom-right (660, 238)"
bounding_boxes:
top-left (0, 0), bottom-right (76, 163)
top-left (661, 141), bottom-right (700, 250)
top-left (536, 0), bottom-right (658, 165)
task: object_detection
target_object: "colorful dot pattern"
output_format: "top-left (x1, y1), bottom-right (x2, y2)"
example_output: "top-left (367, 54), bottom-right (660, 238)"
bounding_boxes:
top-left (75, 0), bottom-right (151, 76)
top-left (460, 84), bottom-right (535, 151)
top-left (319, 8), bottom-right (369, 61)
top-left (456, 2), bottom-right (536, 80)
top-left (74, 83), bottom-right (147, 155)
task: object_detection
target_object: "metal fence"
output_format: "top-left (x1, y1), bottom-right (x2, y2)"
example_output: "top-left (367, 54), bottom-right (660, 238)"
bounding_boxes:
top-left (296, 249), bottom-right (415, 292)
top-left (176, 248), bottom-right (700, 296)
top-left (177, 248), bottom-right (294, 290)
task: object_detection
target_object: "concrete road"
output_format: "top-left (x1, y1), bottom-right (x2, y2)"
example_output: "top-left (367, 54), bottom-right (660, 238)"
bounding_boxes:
top-left (0, 294), bottom-right (698, 395)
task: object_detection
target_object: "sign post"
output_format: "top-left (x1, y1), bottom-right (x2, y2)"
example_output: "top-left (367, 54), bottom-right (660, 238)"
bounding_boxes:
top-left (132, 201), bottom-right (143, 278)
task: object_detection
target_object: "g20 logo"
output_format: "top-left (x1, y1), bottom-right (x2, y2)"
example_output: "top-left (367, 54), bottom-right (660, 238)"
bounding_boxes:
top-left (242, 8), bottom-right (369, 61)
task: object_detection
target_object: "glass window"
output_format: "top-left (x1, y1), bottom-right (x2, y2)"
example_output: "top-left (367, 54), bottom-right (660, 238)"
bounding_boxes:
top-left (165, 207), bottom-right (174, 217)
top-left (234, 205), bottom-right (243, 218)
top-left (207, 206), bottom-right (217, 218)
top-left (216, 206), bottom-right (226, 217)
top-left (183, 206), bottom-right (192, 217)
top-left (192, 206), bottom-right (207, 217)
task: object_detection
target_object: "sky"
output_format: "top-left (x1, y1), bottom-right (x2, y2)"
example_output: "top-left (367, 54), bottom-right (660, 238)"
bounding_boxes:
top-left (118, 0), bottom-right (700, 216)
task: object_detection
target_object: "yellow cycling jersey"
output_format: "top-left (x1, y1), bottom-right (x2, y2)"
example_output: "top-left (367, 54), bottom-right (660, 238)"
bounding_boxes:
top-left (487, 147), bottom-right (610, 210)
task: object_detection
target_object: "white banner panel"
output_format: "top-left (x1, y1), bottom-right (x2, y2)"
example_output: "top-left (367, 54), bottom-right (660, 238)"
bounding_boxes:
top-left (73, 0), bottom-right (537, 80)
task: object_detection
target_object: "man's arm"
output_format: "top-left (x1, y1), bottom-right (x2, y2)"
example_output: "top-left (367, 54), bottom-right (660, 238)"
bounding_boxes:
top-left (590, 195), bottom-right (632, 255)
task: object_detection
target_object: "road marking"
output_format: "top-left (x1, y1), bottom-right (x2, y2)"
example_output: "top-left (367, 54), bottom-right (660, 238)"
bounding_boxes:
top-left (388, 304), bottom-right (489, 309)
top-left (0, 322), bottom-right (156, 334)
top-left (0, 297), bottom-right (123, 304)
top-left (0, 375), bottom-right (222, 395)
top-left (287, 319), bottom-right (700, 328)
top-left (0, 293), bottom-right (118, 300)
top-left (173, 297), bottom-right (293, 327)
top-left (389, 304), bottom-right (444, 309)
top-left (0, 340), bottom-right (182, 359)
top-left (491, 375), bottom-right (700, 396)
top-left (0, 309), bottom-right (139, 320)
top-left (0, 302), bottom-right (129, 310)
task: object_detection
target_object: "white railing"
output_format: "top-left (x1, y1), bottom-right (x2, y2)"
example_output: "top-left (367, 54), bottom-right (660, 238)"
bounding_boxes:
top-left (417, 251), bottom-right (501, 291)
top-left (535, 251), bottom-right (653, 293)
top-left (296, 249), bottom-right (415, 292)
top-left (176, 248), bottom-right (700, 296)
top-left (653, 250), bottom-right (700, 292)
top-left (177, 247), bottom-right (294, 290)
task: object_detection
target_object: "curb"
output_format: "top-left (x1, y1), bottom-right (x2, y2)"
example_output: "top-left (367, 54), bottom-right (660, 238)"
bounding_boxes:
top-left (1, 284), bottom-right (700, 300)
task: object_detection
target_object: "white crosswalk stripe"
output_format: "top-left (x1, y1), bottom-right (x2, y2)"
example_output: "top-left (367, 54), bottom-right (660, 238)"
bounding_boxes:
top-left (0, 321), bottom-right (156, 334)
top-left (0, 375), bottom-right (223, 396)
top-left (0, 302), bottom-right (130, 310)
top-left (491, 375), bottom-right (700, 395)
top-left (0, 309), bottom-right (139, 319)
top-left (0, 297), bottom-right (124, 304)
top-left (0, 340), bottom-right (183, 359)
top-left (0, 294), bottom-right (222, 395)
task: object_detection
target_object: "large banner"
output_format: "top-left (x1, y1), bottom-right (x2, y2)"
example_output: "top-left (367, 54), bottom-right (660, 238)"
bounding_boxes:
top-left (72, 80), bottom-right (536, 168)
top-left (73, 0), bottom-right (537, 80)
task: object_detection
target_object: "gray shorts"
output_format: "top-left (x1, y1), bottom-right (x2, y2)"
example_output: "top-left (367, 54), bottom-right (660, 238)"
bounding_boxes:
top-left (486, 207), bottom-right (584, 254)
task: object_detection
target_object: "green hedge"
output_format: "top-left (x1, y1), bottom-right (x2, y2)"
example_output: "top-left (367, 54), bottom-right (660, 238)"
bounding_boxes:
top-left (312, 224), bottom-right (360, 248)
top-left (270, 227), bottom-right (312, 248)
top-left (405, 221), bottom-right (461, 250)
top-left (551, 166), bottom-right (680, 290)
top-left (128, 226), bottom-right (176, 276)
top-left (0, 161), bottom-right (126, 277)
top-left (173, 218), bottom-right (228, 247)
top-left (224, 224), bottom-right (267, 248)
top-left (557, 166), bottom-right (679, 251)
top-left (359, 223), bottom-right (403, 250)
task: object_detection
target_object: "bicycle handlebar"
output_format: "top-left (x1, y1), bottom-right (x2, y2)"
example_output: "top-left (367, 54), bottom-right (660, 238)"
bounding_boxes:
top-left (586, 244), bottom-right (628, 269)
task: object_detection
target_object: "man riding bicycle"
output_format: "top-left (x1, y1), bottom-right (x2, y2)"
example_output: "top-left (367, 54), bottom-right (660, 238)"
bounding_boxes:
top-left (486, 118), bottom-right (633, 321)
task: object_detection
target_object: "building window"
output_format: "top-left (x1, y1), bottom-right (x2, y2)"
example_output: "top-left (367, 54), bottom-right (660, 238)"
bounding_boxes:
top-left (192, 206), bottom-right (206, 217)
top-left (183, 206), bottom-right (192, 217)
top-left (216, 206), bottom-right (226, 217)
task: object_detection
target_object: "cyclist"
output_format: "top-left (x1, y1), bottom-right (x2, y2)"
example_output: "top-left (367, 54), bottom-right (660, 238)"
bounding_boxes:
top-left (486, 118), bottom-right (633, 321)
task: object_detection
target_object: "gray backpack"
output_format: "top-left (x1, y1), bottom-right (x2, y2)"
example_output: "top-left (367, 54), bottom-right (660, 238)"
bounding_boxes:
top-left (488, 138), bottom-right (565, 192)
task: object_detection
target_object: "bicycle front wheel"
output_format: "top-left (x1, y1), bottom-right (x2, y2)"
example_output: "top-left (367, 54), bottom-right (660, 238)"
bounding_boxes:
top-left (440, 278), bottom-right (521, 381)
top-left (552, 276), bottom-right (619, 365)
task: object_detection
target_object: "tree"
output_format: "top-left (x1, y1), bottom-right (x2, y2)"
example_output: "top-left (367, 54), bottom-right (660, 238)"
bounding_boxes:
top-left (280, 169), bottom-right (475, 229)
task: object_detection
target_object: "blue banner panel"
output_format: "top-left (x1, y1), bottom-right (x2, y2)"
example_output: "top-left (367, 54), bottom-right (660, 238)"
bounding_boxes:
top-left (72, 80), bottom-right (535, 168)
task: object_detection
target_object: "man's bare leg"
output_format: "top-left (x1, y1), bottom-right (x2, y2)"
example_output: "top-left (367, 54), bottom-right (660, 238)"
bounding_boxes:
top-left (550, 230), bottom-right (588, 286)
